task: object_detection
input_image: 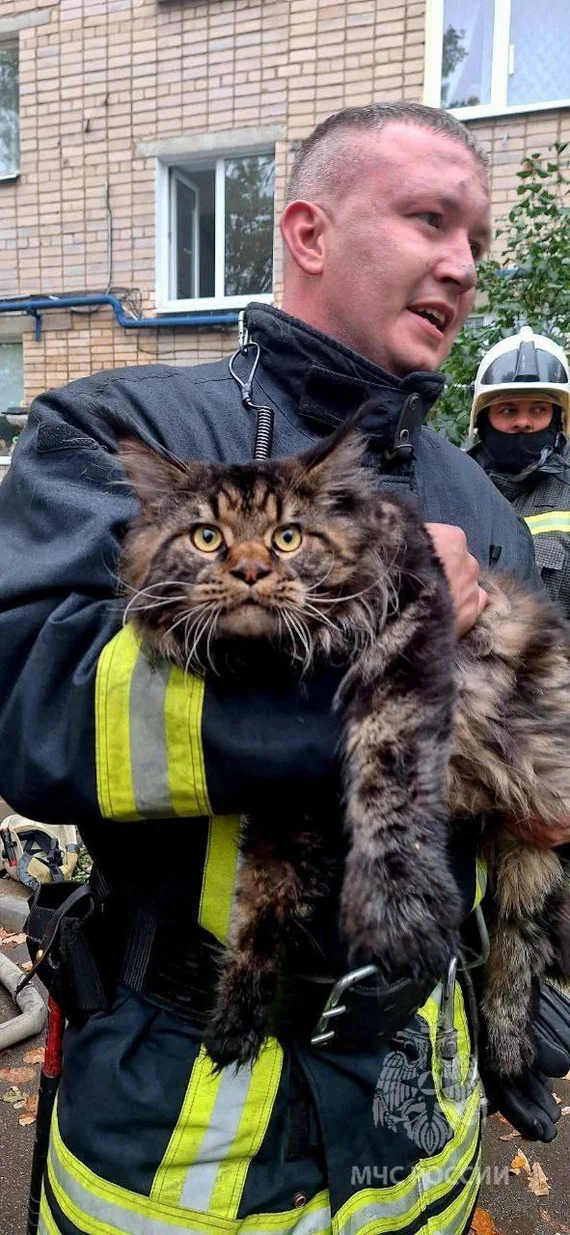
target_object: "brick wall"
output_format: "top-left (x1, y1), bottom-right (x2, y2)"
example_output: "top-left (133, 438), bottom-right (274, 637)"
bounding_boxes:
top-left (1, 0), bottom-right (569, 402)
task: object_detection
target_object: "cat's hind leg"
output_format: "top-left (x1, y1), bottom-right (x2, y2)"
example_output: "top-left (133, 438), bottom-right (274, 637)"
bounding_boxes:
top-left (482, 831), bottom-right (566, 1076)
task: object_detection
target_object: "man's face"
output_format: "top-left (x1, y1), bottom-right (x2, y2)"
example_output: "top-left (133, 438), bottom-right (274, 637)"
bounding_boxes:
top-left (315, 124), bottom-right (491, 376)
top-left (487, 396), bottom-right (554, 434)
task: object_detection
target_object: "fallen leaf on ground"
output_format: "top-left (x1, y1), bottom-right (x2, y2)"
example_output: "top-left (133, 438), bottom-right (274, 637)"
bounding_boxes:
top-left (0, 932), bottom-right (27, 947)
top-left (13, 1099), bottom-right (26, 1110)
top-left (510, 1149), bottom-right (531, 1175)
top-left (553, 1092), bottom-right (561, 1104)
top-left (561, 1105), bottom-right (570, 1116)
top-left (18, 1114), bottom-right (36, 1127)
top-left (23, 1049), bottom-right (44, 1065)
top-left (1, 1086), bottom-right (25, 1104)
top-left (539, 1207), bottom-right (570, 1233)
top-left (19, 960), bottom-right (33, 971)
top-left (21, 1094), bottom-right (38, 1117)
top-left (469, 1207), bottom-right (506, 1235)
top-left (0, 1066), bottom-right (35, 1084)
top-left (499, 1130), bottom-right (519, 1141)
top-left (528, 1161), bottom-right (550, 1198)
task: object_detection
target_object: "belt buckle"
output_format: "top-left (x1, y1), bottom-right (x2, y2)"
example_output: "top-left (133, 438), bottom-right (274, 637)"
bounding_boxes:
top-left (310, 963), bottom-right (379, 1047)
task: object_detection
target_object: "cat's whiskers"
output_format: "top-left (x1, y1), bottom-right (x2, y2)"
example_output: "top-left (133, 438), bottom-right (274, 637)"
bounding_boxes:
top-left (282, 608), bottom-right (314, 674)
top-left (185, 604), bottom-right (220, 675)
top-left (121, 594), bottom-right (187, 625)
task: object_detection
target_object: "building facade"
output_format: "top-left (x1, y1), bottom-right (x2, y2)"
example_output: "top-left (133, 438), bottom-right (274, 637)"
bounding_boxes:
top-left (1, 0), bottom-right (569, 462)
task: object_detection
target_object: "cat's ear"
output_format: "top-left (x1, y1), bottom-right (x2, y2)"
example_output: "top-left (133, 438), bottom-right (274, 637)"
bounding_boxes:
top-left (117, 436), bottom-right (193, 512)
top-left (297, 409), bottom-right (370, 498)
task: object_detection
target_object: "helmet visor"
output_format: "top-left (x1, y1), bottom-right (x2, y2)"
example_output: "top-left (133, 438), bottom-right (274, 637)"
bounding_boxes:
top-left (480, 347), bottom-right (568, 387)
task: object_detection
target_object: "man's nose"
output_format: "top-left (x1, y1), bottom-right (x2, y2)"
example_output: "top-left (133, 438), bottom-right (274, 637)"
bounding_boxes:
top-left (510, 413), bottom-right (534, 433)
top-left (437, 236), bottom-right (477, 291)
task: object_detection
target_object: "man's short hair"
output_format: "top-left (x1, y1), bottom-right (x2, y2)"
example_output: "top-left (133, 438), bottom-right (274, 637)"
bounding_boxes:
top-left (286, 102), bottom-right (487, 204)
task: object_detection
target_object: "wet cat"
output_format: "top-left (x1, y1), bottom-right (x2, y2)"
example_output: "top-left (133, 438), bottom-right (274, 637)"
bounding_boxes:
top-left (117, 409), bottom-right (570, 1077)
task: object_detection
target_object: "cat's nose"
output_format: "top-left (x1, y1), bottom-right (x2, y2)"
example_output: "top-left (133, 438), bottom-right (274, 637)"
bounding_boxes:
top-left (230, 559), bottom-right (271, 586)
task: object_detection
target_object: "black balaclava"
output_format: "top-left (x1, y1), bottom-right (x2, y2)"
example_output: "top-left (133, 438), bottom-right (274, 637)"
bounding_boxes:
top-left (478, 405), bottom-right (563, 474)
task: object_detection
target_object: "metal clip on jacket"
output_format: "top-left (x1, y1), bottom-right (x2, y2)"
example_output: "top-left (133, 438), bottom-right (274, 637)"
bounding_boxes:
top-left (229, 313), bottom-right (274, 460)
top-left (310, 963), bottom-right (380, 1046)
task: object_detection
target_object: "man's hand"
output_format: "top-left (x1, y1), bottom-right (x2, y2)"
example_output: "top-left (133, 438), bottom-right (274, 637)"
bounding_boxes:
top-left (425, 523), bottom-right (488, 637)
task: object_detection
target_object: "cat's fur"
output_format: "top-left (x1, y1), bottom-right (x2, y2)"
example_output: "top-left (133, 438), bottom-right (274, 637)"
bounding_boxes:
top-left (117, 412), bottom-right (570, 1077)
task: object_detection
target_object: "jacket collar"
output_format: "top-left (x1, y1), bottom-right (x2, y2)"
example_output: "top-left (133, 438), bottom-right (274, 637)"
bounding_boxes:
top-left (243, 303), bottom-right (445, 457)
top-left (469, 435), bottom-right (570, 490)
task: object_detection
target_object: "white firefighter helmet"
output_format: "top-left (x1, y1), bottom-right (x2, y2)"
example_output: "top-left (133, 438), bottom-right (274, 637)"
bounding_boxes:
top-left (0, 815), bottom-right (79, 889)
top-left (469, 327), bottom-right (570, 437)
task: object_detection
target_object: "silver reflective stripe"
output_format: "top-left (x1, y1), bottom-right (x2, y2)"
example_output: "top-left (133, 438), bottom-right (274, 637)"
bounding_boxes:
top-left (180, 1059), bottom-right (255, 1210)
top-left (337, 1100), bottom-right (480, 1235)
top-left (129, 654), bottom-right (172, 816)
top-left (48, 1134), bottom-right (331, 1235)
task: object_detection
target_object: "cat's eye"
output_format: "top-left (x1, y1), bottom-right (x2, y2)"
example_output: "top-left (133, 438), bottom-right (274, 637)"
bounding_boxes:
top-left (191, 525), bottom-right (224, 553)
top-left (272, 525), bottom-right (302, 553)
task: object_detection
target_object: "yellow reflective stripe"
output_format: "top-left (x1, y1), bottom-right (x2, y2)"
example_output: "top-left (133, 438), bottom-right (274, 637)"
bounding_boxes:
top-left (39, 1187), bottom-right (59, 1235)
top-left (95, 623), bottom-right (211, 820)
top-left (207, 1039), bottom-right (283, 1218)
top-left (334, 1089), bottom-right (480, 1234)
top-left (474, 856), bottom-right (487, 909)
top-left (50, 1095), bottom-right (329, 1234)
top-left (524, 511), bottom-right (570, 535)
top-left (199, 815), bottom-right (241, 943)
top-left (164, 665), bottom-right (211, 817)
top-left (153, 1039), bottom-right (283, 1218)
top-left (96, 623), bottom-right (141, 820)
top-left (417, 981), bottom-right (478, 1134)
top-left (152, 1045), bottom-right (225, 1207)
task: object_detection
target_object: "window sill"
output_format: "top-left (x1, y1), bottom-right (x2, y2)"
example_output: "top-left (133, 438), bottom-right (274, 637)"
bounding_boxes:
top-left (448, 99), bottom-right (570, 123)
top-left (0, 172), bottom-right (19, 184)
top-left (156, 293), bottom-right (273, 314)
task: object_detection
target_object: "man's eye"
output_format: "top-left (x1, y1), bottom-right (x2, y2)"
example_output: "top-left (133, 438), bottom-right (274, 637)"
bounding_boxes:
top-left (191, 525), bottom-right (224, 552)
top-left (417, 212), bottom-right (442, 229)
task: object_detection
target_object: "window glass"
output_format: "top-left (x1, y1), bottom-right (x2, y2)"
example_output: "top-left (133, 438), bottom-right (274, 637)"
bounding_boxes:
top-left (0, 342), bottom-right (24, 459)
top-left (441, 0), bottom-right (495, 109)
top-left (508, 0), bottom-right (570, 107)
top-left (0, 44), bottom-right (18, 177)
top-left (224, 154), bottom-right (275, 298)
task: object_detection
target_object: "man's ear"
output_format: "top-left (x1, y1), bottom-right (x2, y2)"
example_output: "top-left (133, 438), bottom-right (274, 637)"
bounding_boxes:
top-left (279, 200), bottom-right (329, 276)
top-left (117, 437), bottom-right (191, 513)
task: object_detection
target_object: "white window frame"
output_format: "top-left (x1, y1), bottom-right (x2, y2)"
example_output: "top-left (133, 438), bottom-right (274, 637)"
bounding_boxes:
top-left (424, 0), bottom-right (570, 121)
top-left (156, 146), bottom-right (275, 313)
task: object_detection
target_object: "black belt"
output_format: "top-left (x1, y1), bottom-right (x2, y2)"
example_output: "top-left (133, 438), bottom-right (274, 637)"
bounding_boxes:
top-left (125, 916), bottom-right (431, 1052)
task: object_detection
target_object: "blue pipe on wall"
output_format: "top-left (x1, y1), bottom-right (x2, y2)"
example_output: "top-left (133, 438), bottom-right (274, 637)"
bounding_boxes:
top-left (0, 294), bottom-right (240, 341)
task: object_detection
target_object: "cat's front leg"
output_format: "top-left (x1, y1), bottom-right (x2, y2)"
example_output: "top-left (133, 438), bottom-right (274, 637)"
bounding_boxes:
top-left (339, 680), bottom-right (463, 983)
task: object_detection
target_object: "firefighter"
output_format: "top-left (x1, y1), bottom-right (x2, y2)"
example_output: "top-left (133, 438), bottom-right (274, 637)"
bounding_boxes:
top-left (469, 326), bottom-right (570, 614)
top-left (1, 102), bottom-right (569, 1235)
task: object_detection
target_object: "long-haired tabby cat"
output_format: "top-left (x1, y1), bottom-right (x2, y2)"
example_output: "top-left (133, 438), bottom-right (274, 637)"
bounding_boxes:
top-left (117, 408), bottom-right (570, 1077)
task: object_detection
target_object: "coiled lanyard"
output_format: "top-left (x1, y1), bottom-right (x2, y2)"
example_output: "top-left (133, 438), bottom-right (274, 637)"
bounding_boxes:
top-left (228, 312), bottom-right (275, 460)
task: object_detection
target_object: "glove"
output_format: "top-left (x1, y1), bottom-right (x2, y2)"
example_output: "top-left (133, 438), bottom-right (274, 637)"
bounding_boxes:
top-left (202, 665), bottom-right (345, 815)
top-left (482, 982), bottom-right (570, 1142)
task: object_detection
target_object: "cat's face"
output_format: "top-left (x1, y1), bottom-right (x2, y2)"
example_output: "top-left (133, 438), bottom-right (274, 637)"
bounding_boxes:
top-left (118, 425), bottom-right (381, 672)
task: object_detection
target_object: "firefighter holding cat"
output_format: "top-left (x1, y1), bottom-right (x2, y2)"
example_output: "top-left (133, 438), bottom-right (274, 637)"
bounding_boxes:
top-left (469, 327), bottom-right (570, 615)
top-left (1, 103), bottom-right (570, 1235)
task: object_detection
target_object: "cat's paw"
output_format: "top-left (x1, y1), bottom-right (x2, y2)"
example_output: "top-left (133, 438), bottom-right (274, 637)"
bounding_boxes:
top-left (341, 857), bottom-right (461, 981)
top-left (484, 1023), bottom-right (536, 1079)
top-left (203, 1009), bottom-right (265, 1071)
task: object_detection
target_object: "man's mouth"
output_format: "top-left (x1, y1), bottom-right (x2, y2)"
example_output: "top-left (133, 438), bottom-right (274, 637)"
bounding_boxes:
top-left (408, 304), bottom-right (453, 335)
